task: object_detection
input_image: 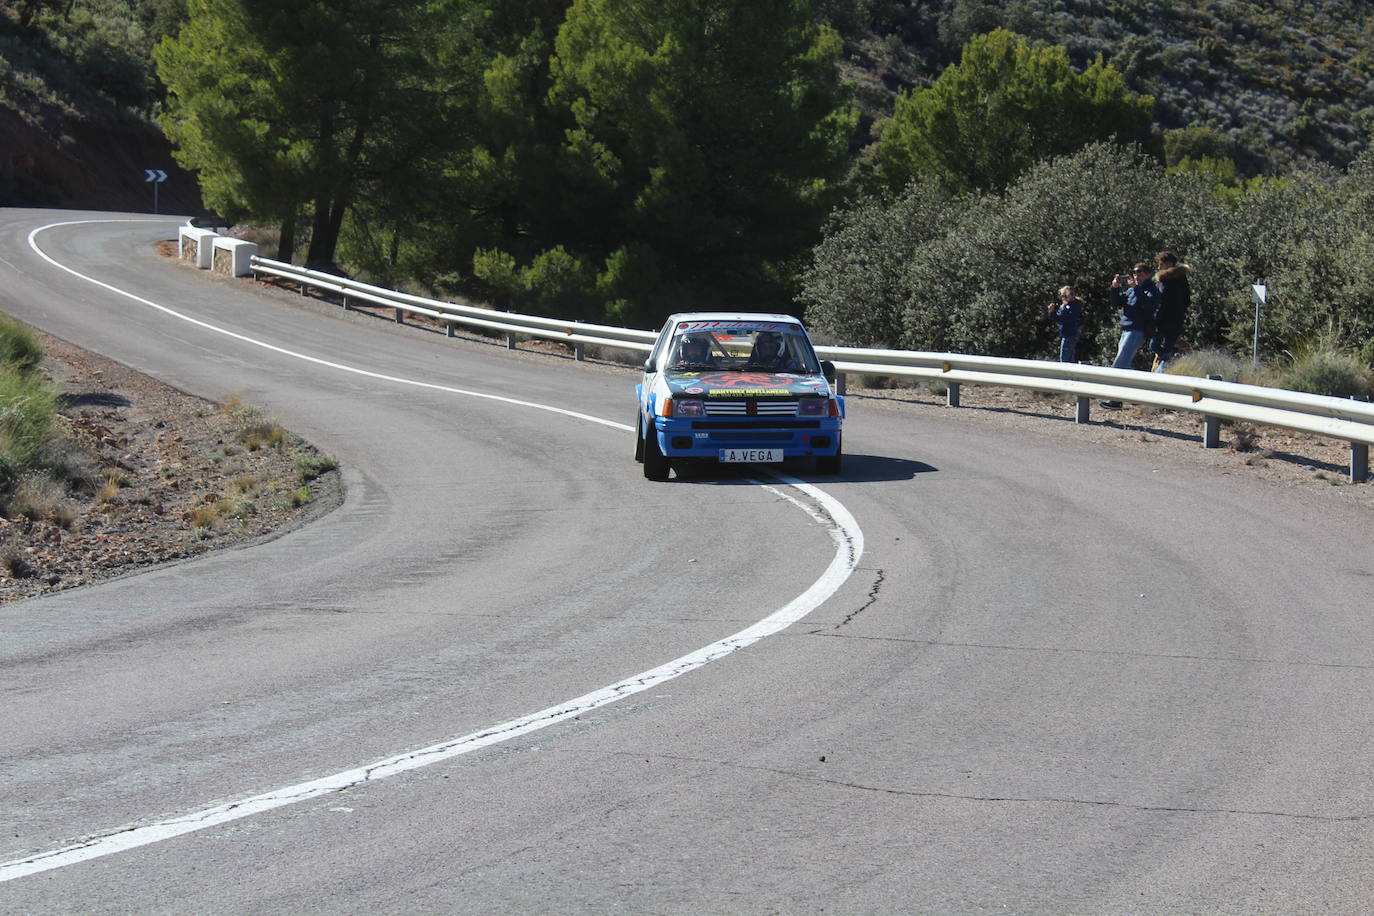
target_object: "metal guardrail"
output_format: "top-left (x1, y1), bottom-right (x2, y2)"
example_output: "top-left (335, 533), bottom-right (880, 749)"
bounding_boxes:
top-left (251, 257), bottom-right (655, 353)
top-left (248, 254), bottom-right (1374, 482)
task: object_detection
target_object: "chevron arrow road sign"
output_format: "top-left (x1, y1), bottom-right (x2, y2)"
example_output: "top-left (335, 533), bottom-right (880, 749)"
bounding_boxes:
top-left (144, 168), bottom-right (168, 213)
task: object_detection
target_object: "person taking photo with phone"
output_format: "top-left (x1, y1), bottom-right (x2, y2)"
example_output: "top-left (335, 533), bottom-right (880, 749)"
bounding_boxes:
top-left (1100, 262), bottom-right (1160, 407)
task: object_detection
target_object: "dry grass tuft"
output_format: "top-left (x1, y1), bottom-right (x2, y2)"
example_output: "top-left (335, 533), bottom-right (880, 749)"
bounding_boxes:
top-left (222, 394), bottom-right (287, 451)
top-left (7, 472), bottom-right (65, 521)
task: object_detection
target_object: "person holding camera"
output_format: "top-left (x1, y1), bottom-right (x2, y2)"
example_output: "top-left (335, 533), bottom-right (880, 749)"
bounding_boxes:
top-left (1047, 285), bottom-right (1083, 362)
top-left (1100, 262), bottom-right (1160, 407)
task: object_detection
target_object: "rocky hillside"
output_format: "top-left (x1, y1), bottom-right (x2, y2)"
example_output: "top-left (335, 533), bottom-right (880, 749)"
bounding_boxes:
top-left (0, 0), bottom-right (202, 212)
top-left (832, 0), bottom-right (1373, 174)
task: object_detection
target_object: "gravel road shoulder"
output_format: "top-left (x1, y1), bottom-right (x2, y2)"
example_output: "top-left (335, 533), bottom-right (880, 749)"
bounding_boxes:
top-left (0, 331), bottom-right (342, 604)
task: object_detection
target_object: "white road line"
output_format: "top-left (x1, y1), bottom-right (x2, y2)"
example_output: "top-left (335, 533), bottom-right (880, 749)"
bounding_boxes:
top-left (1, 219), bottom-right (865, 882)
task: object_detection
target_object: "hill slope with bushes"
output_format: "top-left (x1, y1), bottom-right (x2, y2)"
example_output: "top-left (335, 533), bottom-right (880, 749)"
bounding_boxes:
top-left (831, 0), bottom-right (1374, 175)
top-left (0, 0), bottom-right (202, 211)
top-left (4, 0), bottom-right (1371, 211)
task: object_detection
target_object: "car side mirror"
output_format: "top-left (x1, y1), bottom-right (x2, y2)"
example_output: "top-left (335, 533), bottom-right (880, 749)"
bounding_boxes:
top-left (821, 360), bottom-right (836, 383)
top-left (643, 357), bottom-right (656, 371)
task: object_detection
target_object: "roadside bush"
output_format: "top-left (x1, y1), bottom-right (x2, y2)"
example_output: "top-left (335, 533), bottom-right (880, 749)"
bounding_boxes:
top-left (803, 134), bottom-right (1374, 374)
top-left (0, 315), bottom-right (45, 372)
top-left (1275, 349), bottom-right (1373, 399)
top-left (801, 176), bottom-right (963, 348)
top-left (1203, 157), bottom-right (1374, 362)
top-left (0, 366), bottom-right (58, 486)
top-left (1164, 348), bottom-right (1250, 382)
top-left (294, 454), bottom-right (338, 484)
top-left (803, 143), bottom-right (1229, 361)
top-left (221, 394), bottom-right (286, 450)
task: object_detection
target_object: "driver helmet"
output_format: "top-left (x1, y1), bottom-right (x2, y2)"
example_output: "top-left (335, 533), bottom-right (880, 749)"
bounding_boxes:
top-left (678, 334), bottom-right (710, 361)
top-left (753, 331), bottom-right (783, 359)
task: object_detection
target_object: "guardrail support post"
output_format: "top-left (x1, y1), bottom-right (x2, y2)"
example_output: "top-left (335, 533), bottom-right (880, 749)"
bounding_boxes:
top-left (446, 321), bottom-right (456, 338)
top-left (575, 342), bottom-right (585, 361)
top-left (1202, 375), bottom-right (1223, 448)
top-left (947, 382), bottom-right (960, 408)
top-left (394, 308), bottom-right (404, 324)
top-left (1352, 443), bottom-right (1369, 483)
top-left (835, 372), bottom-right (846, 396)
top-left (507, 333), bottom-right (517, 350)
top-left (1075, 396), bottom-right (1089, 424)
top-left (342, 294), bottom-right (350, 311)
top-left (1203, 415), bottom-right (1221, 448)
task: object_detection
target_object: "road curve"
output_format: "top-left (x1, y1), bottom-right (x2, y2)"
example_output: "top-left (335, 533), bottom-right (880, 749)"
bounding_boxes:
top-left (1, 210), bottom-right (1372, 914)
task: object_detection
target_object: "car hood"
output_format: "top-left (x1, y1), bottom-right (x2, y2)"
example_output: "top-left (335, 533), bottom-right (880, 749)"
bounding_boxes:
top-left (664, 370), bottom-right (832, 399)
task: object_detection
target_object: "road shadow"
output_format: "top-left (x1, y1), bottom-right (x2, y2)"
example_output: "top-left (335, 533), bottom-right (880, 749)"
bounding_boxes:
top-left (58, 392), bottom-right (131, 409)
top-left (670, 453), bottom-right (935, 485)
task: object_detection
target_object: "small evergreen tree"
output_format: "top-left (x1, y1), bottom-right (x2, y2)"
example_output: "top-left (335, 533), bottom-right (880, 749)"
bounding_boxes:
top-left (876, 29), bottom-right (1154, 195)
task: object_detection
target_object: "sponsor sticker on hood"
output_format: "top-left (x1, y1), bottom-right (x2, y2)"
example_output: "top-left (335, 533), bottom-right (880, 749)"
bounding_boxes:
top-left (666, 370), bottom-right (828, 398)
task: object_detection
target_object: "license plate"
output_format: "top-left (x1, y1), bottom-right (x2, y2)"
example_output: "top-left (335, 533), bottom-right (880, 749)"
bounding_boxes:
top-left (719, 448), bottom-right (784, 463)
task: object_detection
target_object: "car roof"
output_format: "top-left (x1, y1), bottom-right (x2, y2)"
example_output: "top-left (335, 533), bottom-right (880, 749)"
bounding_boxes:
top-left (666, 312), bottom-right (805, 327)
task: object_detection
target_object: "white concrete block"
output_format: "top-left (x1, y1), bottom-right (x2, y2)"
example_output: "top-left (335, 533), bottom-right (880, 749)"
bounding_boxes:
top-left (212, 238), bottom-right (258, 277)
top-left (179, 226), bottom-right (217, 269)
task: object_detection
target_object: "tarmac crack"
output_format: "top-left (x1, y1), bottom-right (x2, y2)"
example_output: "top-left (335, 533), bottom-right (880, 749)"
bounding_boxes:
top-left (803, 632), bottom-right (1374, 671)
top-left (636, 753), bottom-right (1371, 823)
top-left (808, 567), bottom-right (883, 633)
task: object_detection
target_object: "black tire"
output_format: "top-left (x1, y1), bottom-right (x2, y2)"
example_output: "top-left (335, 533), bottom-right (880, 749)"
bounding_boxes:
top-left (816, 438), bottom-right (842, 475)
top-left (634, 412), bottom-right (645, 462)
top-left (643, 423), bottom-right (670, 480)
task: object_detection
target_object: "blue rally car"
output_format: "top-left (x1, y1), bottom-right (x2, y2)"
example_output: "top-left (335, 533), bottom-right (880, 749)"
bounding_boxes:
top-left (635, 312), bottom-right (844, 480)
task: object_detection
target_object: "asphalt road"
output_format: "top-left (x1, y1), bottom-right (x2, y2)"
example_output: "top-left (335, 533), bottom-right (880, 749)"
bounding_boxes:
top-left (1, 210), bottom-right (1372, 914)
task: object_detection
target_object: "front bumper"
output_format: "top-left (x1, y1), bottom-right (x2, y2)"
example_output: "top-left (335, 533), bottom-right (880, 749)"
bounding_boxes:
top-left (652, 416), bottom-right (842, 459)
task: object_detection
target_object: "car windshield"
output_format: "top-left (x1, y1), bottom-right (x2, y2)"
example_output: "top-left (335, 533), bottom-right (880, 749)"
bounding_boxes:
top-left (663, 322), bottom-right (820, 374)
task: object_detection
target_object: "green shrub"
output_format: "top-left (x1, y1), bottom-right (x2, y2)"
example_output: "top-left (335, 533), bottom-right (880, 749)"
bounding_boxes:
top-left (0, 316), bottom-right (45, 373)
top-left (0, 366), bottom-right (59, 475)
top-left (294, 454), bottom-right (338, 483)
top-left (1275, 349), bottom-right (1373, 399)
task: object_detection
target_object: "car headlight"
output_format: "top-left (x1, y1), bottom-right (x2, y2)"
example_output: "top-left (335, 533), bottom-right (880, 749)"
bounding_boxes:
top-left (665, 398), bottom-right (705, 417)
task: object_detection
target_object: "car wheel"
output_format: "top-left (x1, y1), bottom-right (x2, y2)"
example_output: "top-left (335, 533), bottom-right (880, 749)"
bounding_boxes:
top-left (634, 413), bottom-right (645, 462)
top-left (816, 438), bottom-right (842, 475)
top-left (643, 424), bottom-right (670, 481)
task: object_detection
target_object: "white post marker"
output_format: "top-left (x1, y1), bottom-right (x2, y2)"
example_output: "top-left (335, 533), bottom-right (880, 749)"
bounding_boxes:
top-left (144, 168), bottom-right (168, 214)
top-left (1251, 281), bottom-right (1267, 364)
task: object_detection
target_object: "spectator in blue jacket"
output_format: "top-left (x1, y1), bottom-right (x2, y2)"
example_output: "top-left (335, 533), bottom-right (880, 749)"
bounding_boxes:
top-left (1100, 262), bottom-right (1160, 407)
top-left (1110, 263), bottom-right (1159, 368)
top-left (1047, 285), bottom-right (1083, 362)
